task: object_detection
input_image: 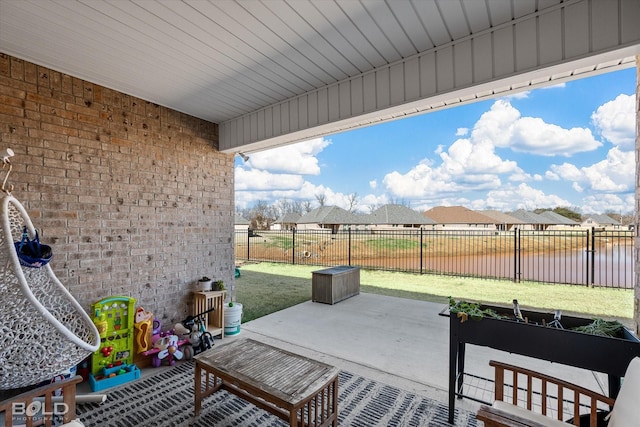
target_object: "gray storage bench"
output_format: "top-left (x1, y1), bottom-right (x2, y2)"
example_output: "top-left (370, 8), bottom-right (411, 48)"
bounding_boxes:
top-left (312, 266), bottom-right (360, 304)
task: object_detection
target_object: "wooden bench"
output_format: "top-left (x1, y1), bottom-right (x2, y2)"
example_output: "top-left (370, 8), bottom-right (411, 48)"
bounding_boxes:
top-left (476, 359), bottom-right (628, 427)
top-left (194, 338), bottom-right (339, 427)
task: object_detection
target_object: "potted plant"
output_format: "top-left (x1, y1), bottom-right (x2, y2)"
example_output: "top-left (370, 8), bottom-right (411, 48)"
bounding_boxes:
top-left (198, 276), bottom-right (212, 291)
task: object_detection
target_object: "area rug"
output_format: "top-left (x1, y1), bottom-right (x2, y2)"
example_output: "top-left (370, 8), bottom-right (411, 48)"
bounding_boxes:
top-left (77, 361), bottom-right (477, 426)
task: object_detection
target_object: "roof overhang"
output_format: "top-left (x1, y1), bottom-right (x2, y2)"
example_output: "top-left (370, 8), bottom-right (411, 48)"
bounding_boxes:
top-left (1, 0), bottom-right (639, 154)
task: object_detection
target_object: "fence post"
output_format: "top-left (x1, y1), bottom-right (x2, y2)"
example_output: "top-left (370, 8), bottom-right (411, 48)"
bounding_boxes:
top-left (590, 227), bottom-right (596, 286)
top-left (348, 228), bottom-right (352, 266)
top-left (292, 228), bottom-right (296, 265)
top-left (420, 228), bottom-right (424, 274)
top-left (513, 228), bottom-right (519, 283)
top-left (247, 229), bottom-right (250, 260)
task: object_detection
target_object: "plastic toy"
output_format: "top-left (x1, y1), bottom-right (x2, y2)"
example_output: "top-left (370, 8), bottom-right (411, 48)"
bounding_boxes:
top-left (176, 307), bottom-right (216, 355)
top-left (89, 363), bottom-right (140, 392)
top-left (89, 296), bottom-right (138, 391)
top-left (141, 330), bottom-right (190, 367)
top-left (134, 306), bottom-right (153, 353)
top-left (155, 335), bottom-right (184, 366)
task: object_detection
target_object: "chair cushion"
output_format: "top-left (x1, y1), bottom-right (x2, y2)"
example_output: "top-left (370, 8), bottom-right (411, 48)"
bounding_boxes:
top-left (608, 356), bottom-right (640, 427)
top-left (492, 400), bottom-right (568, 427)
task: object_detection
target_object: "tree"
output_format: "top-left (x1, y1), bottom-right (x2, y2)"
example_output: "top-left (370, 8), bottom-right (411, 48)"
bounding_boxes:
top-left (315, 192), bottom-right (326, 207)
top-left (536, 207), bottom-right (582, 222)
top-left (347, 193), bottom-right (359, 213)
top-left (387, 197), bottom-right (411, 207)
top-left (552, 207), bottom-right (582, 222)
top-left (247, 200), bottom-right (277, 230)
top-left (303, 201), bottom-right (313, 213)
top-left (273, 198), bottom-right (306, 219)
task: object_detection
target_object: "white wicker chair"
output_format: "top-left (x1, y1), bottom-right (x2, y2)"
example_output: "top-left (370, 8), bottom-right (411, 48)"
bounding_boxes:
top-left (0, 193), bottom-right (100, 390)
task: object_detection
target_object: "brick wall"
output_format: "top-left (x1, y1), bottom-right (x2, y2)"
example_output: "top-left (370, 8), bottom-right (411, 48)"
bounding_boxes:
top-left (0, 53), bottom-right (234, 326)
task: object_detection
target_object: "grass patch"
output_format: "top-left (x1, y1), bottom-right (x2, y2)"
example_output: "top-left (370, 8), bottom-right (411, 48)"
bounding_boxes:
top-left (265, 235), bottom-right (293, 250)
top-left (235, 262), bottom-right (633, 324)
top-left (362, 237), bottom-right (420, 250)
top-left (235, 266), bottom-right (311, 322)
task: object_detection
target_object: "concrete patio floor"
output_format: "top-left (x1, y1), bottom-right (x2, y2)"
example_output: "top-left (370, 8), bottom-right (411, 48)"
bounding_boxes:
top-left (233, 292), bottom-right (608, 424)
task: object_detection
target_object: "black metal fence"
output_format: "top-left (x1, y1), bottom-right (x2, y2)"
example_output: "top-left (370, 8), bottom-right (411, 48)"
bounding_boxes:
top-left (234, 228), bottom-right (635, 289)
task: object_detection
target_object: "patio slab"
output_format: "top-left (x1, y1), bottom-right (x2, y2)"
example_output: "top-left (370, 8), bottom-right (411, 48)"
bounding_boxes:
top-left (238, 293), bottom-right (609, 418)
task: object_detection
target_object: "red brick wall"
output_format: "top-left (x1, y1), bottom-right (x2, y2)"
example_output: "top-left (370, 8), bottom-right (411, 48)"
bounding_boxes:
top-left (0, 53), bottom-right (234, 325)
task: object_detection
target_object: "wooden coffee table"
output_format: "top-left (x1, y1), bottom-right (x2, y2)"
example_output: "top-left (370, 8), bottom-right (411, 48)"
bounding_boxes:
top-left (194, 338), bottom-right (339, 427)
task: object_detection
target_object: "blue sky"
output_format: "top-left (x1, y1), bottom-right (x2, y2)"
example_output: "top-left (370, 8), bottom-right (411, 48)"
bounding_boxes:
top-left (235, 67), bottom-right (636, 215)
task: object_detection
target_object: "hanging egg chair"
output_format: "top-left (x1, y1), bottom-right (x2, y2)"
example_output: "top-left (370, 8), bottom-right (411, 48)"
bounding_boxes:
top-left (0, 149), bottom-right (100, 390)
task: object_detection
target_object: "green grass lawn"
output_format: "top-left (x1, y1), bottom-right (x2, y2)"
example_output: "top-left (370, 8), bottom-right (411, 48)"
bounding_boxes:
top-left (234, 262), bottom-right (634, 324)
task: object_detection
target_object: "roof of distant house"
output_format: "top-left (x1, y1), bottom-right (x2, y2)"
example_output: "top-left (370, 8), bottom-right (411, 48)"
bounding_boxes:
top-left (478, 210), bottom-right (524, 224)
top-left (234, 212), bottom-right (250, 225)
top-left (423, 206), bottom-right (494, 224)
top-left (369, 204), bottom-right (436, 225)
top-left (583, 214), bottom-right (620, 225)
top-left (538, 210), bottom-right (579, 225)
top-left (297, 206), bottom-right (365, 224)
top-left (507, 210), bottom-right (554, 224)
top-left (274, 212), bottom-right (301, 224)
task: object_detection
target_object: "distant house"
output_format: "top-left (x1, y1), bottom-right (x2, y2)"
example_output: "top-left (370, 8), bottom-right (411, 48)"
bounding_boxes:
top-left (538, 211), bottom-right (580, 229)
top-left (296, 206), bottom-right (364, 233)
top-left (234, 212), bottom-right (250, 231)
top-left (581, 214), bottom-right (621, 229)
top-left (368, 204), bottom-right (436, 230)
top-left (507, 210), bottom-right (554, 231)
top-left (272, 212), bottom-right (301, 231)
top-left (477, 210), bottom-right (523, 231)
top-left (423, 206), bottom-right (495, 230)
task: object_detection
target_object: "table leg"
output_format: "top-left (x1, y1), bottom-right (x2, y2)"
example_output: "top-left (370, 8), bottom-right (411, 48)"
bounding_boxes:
top-left (608, 375), bottom-right (621, 400)
top-left (289, 409), bottom-right (298, 427)
top-left (194, 362), bottom-right (202, 416)
top-left (332, 377), bottom-right (338, 427)
top-left (457, 342), bottom-right (466, 396)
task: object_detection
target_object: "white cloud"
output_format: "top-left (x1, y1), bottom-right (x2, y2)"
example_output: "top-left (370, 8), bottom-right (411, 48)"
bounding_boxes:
top-left (472, 183), bottom-right (572, 211)
top-left (549, 146), bottom-right (634, 193)
top-left (455, 127), bottom-right (469, 136)
top-left (540, 82), bottom-right (566, 90)
top-left (472, 100), bottom-right (601, 156)
top-left (360, 193), bottom-right (389, 210)
top-left (508, 171), bottom-right (543, 182)
top-left (572, 182), bottom-right (583, 193)
top-left (440, 137), bottom-right (520, 175)
top-left (369, 180), bottom-right (377, 189)
top-left (235, 167), bottom-right (304, 191)
top-left (580, 194), bottom-right (633, 215)
top-left (591, 94), bottom-right (635, 148)
top-left (548, 162), bottom-right (583, 181)
top-left (544, 171), bottom-right (560, 180)
top-left (510, 117), bottom-right (600, 156)
top-left (501, 90), bottom-right (530, 100)
top-left (245, 137), bottom-right (331, 175)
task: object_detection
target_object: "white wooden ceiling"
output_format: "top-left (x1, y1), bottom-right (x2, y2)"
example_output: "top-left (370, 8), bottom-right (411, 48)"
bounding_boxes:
top-left (1, 0), bottom-right (639, 152)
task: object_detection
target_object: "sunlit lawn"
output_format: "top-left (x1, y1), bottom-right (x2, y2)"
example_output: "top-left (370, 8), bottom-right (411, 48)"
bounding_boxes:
top-left (235, 262), bottom-right (633, 324)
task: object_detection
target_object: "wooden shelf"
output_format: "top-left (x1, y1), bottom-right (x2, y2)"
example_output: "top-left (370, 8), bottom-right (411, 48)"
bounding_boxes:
top-left (193, 290), bottom-right (226, 338)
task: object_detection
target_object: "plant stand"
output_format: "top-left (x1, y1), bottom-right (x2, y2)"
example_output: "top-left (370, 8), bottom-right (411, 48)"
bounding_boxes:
top-left (193, 290), bottom-right (226, 338)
